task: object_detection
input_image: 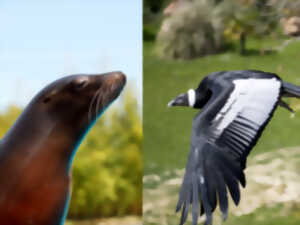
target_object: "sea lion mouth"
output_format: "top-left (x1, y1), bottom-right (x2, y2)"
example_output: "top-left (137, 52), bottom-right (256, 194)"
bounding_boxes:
top-left (104, 71), bottom-right (127, 98)
top-left (88, 71), bottom-right (126, 122)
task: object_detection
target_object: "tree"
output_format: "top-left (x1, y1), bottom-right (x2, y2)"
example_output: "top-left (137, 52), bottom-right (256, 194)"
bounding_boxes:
top-left (222, 0), bottom-right (280, 54)
top-left (144, 0), bottom-right (170, 23)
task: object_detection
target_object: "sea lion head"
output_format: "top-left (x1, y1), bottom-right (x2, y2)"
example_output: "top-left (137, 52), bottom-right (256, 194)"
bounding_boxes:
top-left (28, 71), bottom-right (126, 132)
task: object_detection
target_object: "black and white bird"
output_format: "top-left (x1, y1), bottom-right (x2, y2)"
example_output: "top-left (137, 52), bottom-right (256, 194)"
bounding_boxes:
top-left (167, 70), bottom-right (300, 225)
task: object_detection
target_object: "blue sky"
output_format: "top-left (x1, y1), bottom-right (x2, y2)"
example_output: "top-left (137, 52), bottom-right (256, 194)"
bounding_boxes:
top-left (0, 0), bottom-right (142, 109)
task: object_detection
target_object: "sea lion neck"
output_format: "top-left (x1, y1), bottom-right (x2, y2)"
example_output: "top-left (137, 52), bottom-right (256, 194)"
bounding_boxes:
top-left (0, 104), bottom-right (86, 173)
top-left (0, 71), bottom-right (126, 173)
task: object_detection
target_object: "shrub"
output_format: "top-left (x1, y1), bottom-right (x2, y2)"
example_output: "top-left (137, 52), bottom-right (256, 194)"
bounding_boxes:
top-left (156, 0), bottom-right (225, 60)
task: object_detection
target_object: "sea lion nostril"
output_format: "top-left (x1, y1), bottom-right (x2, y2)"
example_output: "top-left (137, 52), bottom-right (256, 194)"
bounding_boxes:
top-left (104, 72), bottom-right (127, 88)
top-left (120, 73), bottom-right (126, 84)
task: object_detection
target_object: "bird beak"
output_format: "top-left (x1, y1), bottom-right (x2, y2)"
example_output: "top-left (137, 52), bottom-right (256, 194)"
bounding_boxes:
top-left (168, 93), bottom-right (189, 107)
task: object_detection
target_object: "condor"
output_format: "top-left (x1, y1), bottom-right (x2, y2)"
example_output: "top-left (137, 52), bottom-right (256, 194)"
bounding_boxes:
top-left (168, 70), bottom-right (300, 225)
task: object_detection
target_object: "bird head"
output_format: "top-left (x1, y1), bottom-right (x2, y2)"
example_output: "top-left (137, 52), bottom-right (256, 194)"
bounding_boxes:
top-left (168, 87), bottom-right (212, 109)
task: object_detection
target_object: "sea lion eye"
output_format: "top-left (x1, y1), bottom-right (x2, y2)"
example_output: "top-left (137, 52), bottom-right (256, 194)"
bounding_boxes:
top-left (74, 79), bottom-right (88, 90)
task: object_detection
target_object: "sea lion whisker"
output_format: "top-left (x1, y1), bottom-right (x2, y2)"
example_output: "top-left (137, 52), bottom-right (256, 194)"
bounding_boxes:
top-left (88, 89), bottom-right (101, 123)
top-left (95, 86), bottom-right (105, 119)
top-left (88, 94), bottom-right (96, 122)
top-left (92, 90), bottom-right (102, 121)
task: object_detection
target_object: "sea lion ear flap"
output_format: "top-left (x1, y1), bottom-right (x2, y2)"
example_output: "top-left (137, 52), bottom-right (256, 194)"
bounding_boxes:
top-left (43, 97), bottom-right (51, 104)
top-left (43, 90), bottom-right (58, 104)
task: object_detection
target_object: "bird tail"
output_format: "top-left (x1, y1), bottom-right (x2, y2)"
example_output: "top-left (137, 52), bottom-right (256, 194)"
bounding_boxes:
top-left (176, 145), bottom-right (246, 225)
top-left (279, 81), bottom-right (300, 113)
top-left (282, 81), bottom-right (300, 98)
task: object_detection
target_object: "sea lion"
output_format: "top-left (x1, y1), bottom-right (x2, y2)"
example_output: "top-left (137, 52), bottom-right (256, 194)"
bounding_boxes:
top-left (0, 71), bottom-right (126, 225)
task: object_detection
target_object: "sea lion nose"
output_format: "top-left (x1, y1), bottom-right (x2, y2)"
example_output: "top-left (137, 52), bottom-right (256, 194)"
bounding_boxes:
top-left (94, 71), bottom-right (126, 89)
top-left (104, 71), bottom-right (126, 88)
top-left (111, 71), bottom-right (126, 85)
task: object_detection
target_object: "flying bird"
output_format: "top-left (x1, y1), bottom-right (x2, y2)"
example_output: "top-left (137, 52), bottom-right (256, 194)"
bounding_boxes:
top-left (168, 70), bottom-right (300, 225)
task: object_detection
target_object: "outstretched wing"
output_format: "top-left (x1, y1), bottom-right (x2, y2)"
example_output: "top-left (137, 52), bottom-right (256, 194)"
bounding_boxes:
top-left (177, 76), bottom-right (282, 225)
top-left (212, 78), bottom-right (282, 167)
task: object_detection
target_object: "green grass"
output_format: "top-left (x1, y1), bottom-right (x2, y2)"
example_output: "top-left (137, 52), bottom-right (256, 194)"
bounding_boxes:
top-left (143, 38), bottom-right (300, 175)
top-left (225, 204), bottom-right (300, 225)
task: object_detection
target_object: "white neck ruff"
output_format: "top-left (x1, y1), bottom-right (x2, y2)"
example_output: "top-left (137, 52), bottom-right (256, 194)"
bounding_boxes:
top-left (187, 89), bottom-right (196, 107)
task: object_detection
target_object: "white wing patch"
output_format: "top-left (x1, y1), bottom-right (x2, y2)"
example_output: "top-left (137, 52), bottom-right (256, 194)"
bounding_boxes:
top-left (213, 78), bottom-right (281, 136)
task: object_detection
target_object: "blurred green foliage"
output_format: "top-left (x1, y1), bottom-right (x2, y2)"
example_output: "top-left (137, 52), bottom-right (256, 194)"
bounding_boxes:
top-left (143, 0), bottom-right (169, 23)
top-left (0, 91), bottom-right (142, 219)
top-left (69, 91), bottom-right (142, 218)
top-left (222, 0), bottom-right (280, 37)
top-left (150, 0), bottom-right (300, 59)
top-left (221, 0), bottom-right (281, 54)
top-left (143, 0), bottom-right (168, 14)
top-left (0, 105), bottom-right (22, 137)
top-left (143, 0), bottom-right (167, 42)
